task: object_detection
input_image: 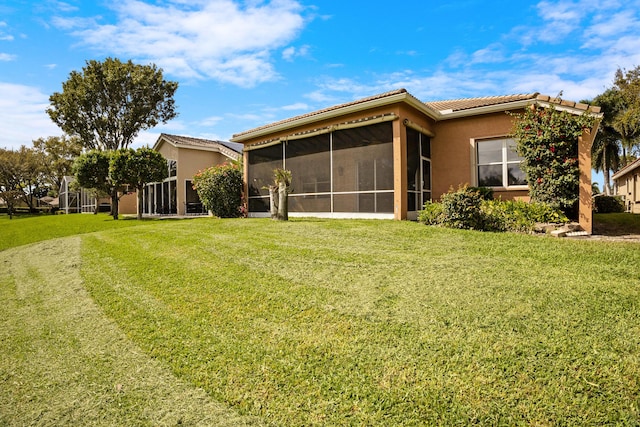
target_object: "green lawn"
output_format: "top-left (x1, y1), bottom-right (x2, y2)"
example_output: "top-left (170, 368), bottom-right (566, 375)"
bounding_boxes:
top-left (0, 213), bottom-right (157, 251)
top-left (1, 215), bottom-right (640, 425)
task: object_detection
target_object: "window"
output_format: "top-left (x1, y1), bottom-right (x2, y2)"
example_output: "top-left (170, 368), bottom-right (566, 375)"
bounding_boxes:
top-left (168, 159), bottom-right (177, 177)
top-left (477, 138), bottom-right (526, 188)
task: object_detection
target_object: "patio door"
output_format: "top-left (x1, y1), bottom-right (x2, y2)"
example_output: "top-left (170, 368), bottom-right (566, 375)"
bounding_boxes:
top-left (422, 157), bottom-right (431, 205)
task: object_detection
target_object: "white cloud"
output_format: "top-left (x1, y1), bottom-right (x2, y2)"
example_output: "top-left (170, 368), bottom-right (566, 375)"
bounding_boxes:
top-left (281, 102), bottom-right (309, 111)
top-left (0, 53), bottom-right (16, 61)
top-left (198, 115), bottom-right (223, 126)
top-left (0, 83), bottom-right (62, 150)
top-left (55, 0), bottom-right (308, 87)
top-left (282, 44), bottom-right (310, 61)
top-left (282, 46), bottom-right (296, 61)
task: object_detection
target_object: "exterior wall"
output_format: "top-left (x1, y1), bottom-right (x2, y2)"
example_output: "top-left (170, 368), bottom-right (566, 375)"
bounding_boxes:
top-left (119, 192), bottom-right (137, 215)
top-left (176, 148), bottom-right (228, 216)
top-left (430, 111), bottom-right (521, 201)
top-left (615, 169), bottom-right (640, 214)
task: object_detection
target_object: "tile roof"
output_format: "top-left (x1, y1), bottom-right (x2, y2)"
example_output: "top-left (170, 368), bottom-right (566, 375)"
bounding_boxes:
top-left (231, 89), bottom-right (601, 141)
top-left (425, 93), bottom-right (540, 112)
top-left (232, 89), bottom-right (410, 139)
top-left (158, 133), bottom-right (242, 157)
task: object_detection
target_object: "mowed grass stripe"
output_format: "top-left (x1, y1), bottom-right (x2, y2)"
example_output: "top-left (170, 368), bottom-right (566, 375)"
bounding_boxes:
top-left (0, 236), bottom-right (264, 427)
top-left (81, 218), bottom-right (640, 425)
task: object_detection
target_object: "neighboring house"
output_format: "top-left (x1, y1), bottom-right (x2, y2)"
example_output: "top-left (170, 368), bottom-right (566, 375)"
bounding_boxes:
top-left (143, 133), bottom-right (243, 216)
top-left (612, 157), bottom-right (640, 213)
top-left (59, 175), bottom-right (112, 214)
top-left (231, 89), bottom-right (601, 232)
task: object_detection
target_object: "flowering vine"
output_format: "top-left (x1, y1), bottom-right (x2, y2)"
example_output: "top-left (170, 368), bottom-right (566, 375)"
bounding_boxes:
top-left (510, 104), bottom-right (596, 214)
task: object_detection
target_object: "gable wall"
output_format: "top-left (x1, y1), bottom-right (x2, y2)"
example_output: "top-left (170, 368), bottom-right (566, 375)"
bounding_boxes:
top-left (615, 169), bottom-right (640, 213)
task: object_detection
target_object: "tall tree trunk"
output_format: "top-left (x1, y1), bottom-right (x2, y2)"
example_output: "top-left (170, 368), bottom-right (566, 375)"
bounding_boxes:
top-left (137, 185), bottom-right (144, 220)
top-left (603, 149), bottom-right (611, 196)
top-left (277, 181), bottom-right (288, 221)
top-left (111, 189), bottom-right (119, 220)
top-left (269, 186), bottom-right (278, 220)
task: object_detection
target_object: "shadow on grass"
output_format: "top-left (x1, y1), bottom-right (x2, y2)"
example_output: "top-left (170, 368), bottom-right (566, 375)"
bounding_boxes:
top-left (593, 213), bottom-right (640, 236)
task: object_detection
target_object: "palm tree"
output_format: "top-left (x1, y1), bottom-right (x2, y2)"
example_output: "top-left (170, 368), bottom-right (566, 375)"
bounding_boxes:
top-left (590, 88), bottom-right (625, 195)
top-left (591, 131), bottom-right (620, 195)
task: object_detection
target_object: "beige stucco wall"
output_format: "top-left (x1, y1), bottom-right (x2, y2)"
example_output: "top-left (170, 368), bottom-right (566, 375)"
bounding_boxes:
top-left (430, 111), bottom-right (520, 201)
top-left (152, 140), bottom-right (237, 216)
top-left (615, 170), bottom-right (640, 214)
top-left (119, 192), bottom-right (137, 215)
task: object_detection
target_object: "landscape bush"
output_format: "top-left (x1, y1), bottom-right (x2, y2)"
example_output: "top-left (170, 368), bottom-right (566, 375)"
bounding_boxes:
top-left (440, 186), bottom-right (484, 229)
top-left (594, 195), bottom-right (625, 213)
top-left (419, 186), bottom-right (568, 232)
top-left (417, 201), bottom-right (444, 225)
top-left (192, 162), bottom-right (244, 218)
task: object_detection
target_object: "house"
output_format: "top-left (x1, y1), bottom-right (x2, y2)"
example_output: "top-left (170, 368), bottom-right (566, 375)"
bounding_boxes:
top-left (612, 157), bottom-right (640, 213)
top-left (59, 175), bottom-right (112, 214)
top-left (230, 89), bottom-right (601, 232)
top-left (142, 133), bottom-right (243, 216)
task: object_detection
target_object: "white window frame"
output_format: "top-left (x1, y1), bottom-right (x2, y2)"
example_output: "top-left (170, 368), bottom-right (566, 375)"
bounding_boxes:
top-left (472, 137), bottom-right (527, 190)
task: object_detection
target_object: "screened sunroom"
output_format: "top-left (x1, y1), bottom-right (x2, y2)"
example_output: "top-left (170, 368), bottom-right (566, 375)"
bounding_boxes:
top-left (244, 119), bottom-right (432, 219)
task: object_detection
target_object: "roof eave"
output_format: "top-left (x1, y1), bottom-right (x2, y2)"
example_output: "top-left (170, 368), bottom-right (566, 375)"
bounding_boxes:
top-left (612, 158), bottom-right (640, 180)
top-left (231, 92), bottom-right (440, 143)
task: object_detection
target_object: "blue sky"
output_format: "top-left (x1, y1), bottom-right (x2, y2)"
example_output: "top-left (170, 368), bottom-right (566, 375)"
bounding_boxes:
top-left (2, 0), bottom-right (640, 186)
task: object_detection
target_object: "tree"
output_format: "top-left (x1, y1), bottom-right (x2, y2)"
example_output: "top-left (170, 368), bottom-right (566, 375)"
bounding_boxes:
top-left (510, 104), bottom-right (596, 216)
top-left (47, 57), bottom-right (178, 151)
top-left (612, 66), bottom-right (640, 160)
top-left (110, 147), bottom-right (167, 220)
top-left (48, 57), bottom-right (178, 213)
top-left (589, 89), bottom-right (622, 195)
top-left (0, 146), bottom-right (46, 212)
top-left (72, 150), bottom-right (111, 215)
top-left (32, 135), bottom-right (82, 196)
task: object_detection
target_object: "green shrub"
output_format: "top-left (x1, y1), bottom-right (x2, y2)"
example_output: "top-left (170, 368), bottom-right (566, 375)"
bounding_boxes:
top-left (418, 187), bottom-right (568, 233)
top-left (593, 195), bottom-right (625, 213)
top-left (468, 186), bottom-right (494, 200)
top-left (440, 186), bottom-right (484, 230)
top-left (192, 162), bottom-right (244, 218)
top-left (417, 201), bottom-right (444, 225)
top-left (480, 200), bottom-right (568, 233)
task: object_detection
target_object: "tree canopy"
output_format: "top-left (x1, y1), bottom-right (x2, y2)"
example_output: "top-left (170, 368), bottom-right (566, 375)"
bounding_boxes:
top-left (612, 66), bottom-right (640, 156)
top-left (71, 150), bottom-right (112, 215)
top-left (110, 147), bottom-right (167, 220)
top-left (0, 146), bottom-right (47, 212)
top-left (47, 57), bottom-right (178, 151)
top-left (32, 135), bottom-right (83, 195)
